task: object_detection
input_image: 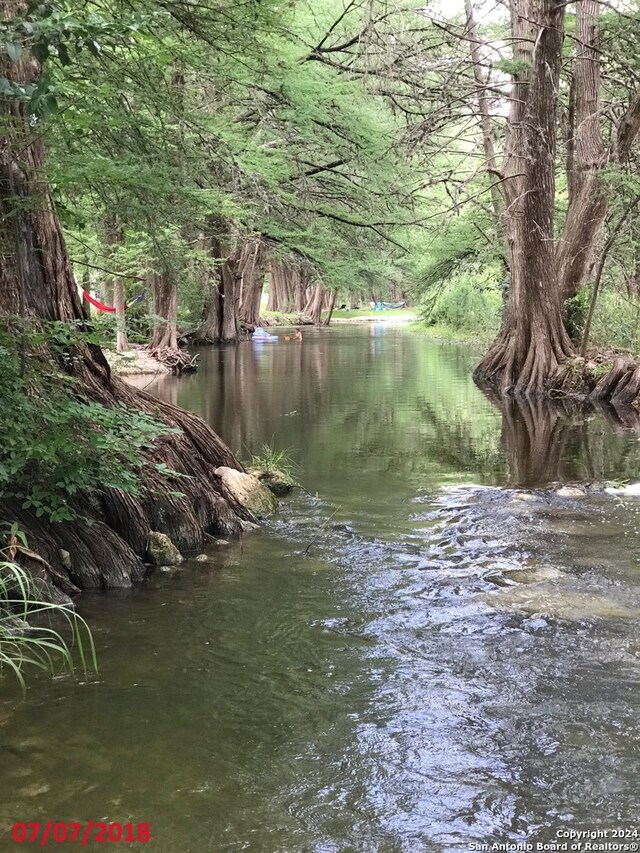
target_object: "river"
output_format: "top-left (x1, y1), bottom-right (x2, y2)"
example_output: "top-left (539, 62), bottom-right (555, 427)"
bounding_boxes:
top-left (1, 325), bottom-right (639, 851)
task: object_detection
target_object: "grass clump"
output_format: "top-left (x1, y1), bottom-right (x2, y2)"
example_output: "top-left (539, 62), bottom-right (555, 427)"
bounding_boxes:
top-left (248, 444), bottom-right (297, 476)
top-left (0, 525), bottom-right (96, 690)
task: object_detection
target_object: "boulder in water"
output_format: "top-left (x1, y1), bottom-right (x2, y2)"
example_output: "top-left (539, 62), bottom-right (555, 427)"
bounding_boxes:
top-left (247, 466), bottom-right (295, 496)
top-left (214, 467), bottom-right (278, 517)
top-left (556, 486), bottom-right (586, 498)
top-left (147, 531), bottom-right (183, 566)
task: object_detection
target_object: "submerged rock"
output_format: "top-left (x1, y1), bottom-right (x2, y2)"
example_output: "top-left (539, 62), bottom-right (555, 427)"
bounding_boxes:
top-left (146, 531), bottom-right (183, 566)
top-left (215, 467), bottom-right (278, 517)
top-left (494, 587), bottom-right (638, 621)
top-left (194, 554), bottom-right (208, 563)
top-left (248, 466), bottom-right (295, 496)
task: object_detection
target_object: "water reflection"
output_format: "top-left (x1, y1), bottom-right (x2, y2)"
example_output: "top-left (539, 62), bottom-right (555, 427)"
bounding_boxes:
top-left (131, 329), bottom-right (640, 492)
top-left (485, 393), bottom-right (640, 487)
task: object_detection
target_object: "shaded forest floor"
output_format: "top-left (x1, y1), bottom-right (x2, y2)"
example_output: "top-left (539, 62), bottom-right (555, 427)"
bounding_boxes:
top-left (106, 345), bottom-right (172, 376)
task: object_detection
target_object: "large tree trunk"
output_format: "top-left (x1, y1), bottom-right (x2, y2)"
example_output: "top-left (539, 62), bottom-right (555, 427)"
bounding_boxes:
top-left (151, 268), bottom-right (178, 350)
top-left (238, 241), bottom-right (266, 327)
top-left (294, 270), bottom-right (307, 313)
top-left (306, 282), bottom-right (325, 325)
top-left (475, 0), bottom-right (573, 396)
top-left (114, 279), bottom-right (130, 352)
top-left (267, 259), bottom-right (292, 312)
top-left (464, 0), bottom-right (504, 227)
top-left (0, 27), bottom-right (248, 597)
top-left (556, 0), bottom-right (607, 300)
top-left (193, 235), bottom-right (241, 343)
top-left (194, 261), bottom-right (223, 343)
top-left (500, 0), bottom-right (536, 231)
top-left (220, 252), bottom-right (240, 342)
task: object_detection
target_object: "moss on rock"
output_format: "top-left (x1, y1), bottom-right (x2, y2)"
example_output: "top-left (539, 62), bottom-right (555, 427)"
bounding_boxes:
top-left (214, 467), bottom-right (278, 517)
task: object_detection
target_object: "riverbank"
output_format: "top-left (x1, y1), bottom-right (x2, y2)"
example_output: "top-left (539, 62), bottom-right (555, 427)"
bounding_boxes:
top-left (262, 308), bottom-right (417, 325)
top-left (106, 345), bottom-right (171, 376)
top-left (329, 310), bottom-right (417, 324)
top-left (410, 320), bottom-right (495, 346)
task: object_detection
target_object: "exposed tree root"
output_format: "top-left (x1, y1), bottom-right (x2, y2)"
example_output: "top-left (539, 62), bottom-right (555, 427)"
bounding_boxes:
top-left (476, 341), bottom-right (640, 411)
top-left (588, 357), bottom-right (629, 400)
top-left (1, 353), bottom-right (254, 602)
top-left (474, 327), bottom-right (574, 398)
top-left (149, 346), bottom-right (199, 373)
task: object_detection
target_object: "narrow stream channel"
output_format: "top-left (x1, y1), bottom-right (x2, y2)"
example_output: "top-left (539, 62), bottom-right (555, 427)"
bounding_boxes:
top-left (1, 326), bottom-right (639, 851)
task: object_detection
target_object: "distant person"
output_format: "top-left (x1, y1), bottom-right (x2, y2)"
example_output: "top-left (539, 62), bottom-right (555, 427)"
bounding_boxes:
top-left (370, 300), bottom-right (376, 310)
top-left (294, 328), bottom-right (303, 342)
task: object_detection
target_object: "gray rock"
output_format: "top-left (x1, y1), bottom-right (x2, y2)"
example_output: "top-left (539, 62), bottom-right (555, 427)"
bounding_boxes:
top-left (146, 531), bottom-right (183, 566)
top-left (59, 549), bottom-right (72, 570)
top-left (215, 467), bottom-right (278, 517)
top-left (194, 554), bottom-right (208, 562)
top-left (556, 486), bottom-right (586, 498)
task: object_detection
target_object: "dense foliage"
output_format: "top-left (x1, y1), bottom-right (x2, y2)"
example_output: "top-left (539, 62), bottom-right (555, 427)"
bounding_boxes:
top-left (0, 326), bottom-right (177, 521)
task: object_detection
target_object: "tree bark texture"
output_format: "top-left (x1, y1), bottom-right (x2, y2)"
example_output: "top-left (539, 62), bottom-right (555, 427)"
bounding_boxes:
top-left (556, 0), bottom-right (608, 300)
top-left (475, 0), bottom-right (574, 396)
top-left (238, 240), bottom-right (266, 327)
top-left (151, 268), bottom-right (178, 350)
top-left (194, 235), bottom-right (241, 342)
top-left (305, 282), bottom-right (325, 324)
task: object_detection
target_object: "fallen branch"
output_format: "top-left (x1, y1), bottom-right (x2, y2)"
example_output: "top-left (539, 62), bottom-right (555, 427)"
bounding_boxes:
top-left (149, 347), bottom-right (199, 374)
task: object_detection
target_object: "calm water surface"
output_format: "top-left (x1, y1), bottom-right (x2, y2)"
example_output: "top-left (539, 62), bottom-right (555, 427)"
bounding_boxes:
top-left (1, 326), bottom-right (640, 852)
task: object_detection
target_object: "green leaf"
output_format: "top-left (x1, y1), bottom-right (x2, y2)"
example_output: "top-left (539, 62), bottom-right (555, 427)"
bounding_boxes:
top-left (31, 39), bottom-right (49, 64)
top-left (5, 42), bottom-right (22, 62)
top-left (86, 39), bottom-right (101, 57)
top-left (57, 42), bottom-right (71, 66)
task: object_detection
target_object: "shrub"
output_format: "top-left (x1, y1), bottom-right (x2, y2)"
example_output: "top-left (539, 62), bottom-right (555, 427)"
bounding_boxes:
top-left (421, 267), bottom-right (503, 338)
top-left (0, 324), bottom-right (179, 522)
